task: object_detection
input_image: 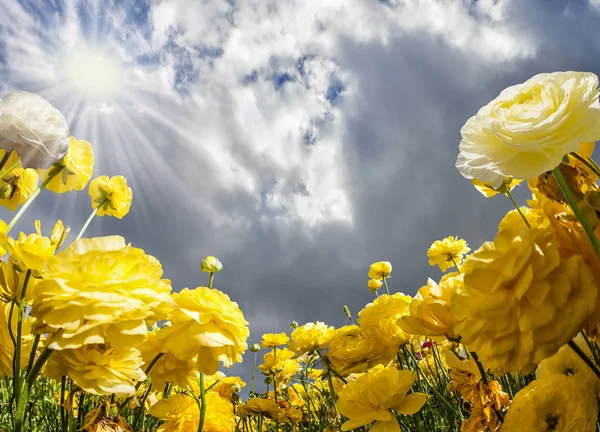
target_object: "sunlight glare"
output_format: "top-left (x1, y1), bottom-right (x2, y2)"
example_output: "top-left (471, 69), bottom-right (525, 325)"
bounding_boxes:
top-left (61, 48), bottom-right (122, 99)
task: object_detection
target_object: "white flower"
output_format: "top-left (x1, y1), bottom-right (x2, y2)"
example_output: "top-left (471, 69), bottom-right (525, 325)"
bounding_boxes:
top-left (0, 91), bottom-right (70, 169)
top-left (456, 72), bottom-right (600, 187)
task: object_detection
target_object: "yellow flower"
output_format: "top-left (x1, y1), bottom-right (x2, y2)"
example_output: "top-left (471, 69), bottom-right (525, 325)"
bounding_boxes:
top-left (0, 256), bottom-right (33, 303)
top-left (158, 287), bottom-right (249, 375)
top-left (139, 325), bottom-right (199, 391)
top-left (204, 372), bottom-right (245, 401)
top-left (149, 392), bottom-right (235, 432)
top-left (200, 256), bottom-right (223, 273)
top-left (325, 325), bottom-right (392, 376)
top-left (0, 150), bottom-right (38, 211)
top-left (0, 303), bottom-right (32, 379)
top-left (498, 207), bottom-right (542, 231)
top-left (398, 275), bottom-right (460, 340)
top-left (237, 397), bottom-right (282, 419)
top-left (367, 278), bottom-right (382, 292)
top-left (289, 321), bottom-right (334, 354)
top-left (30, 236), bottom-right (174, 350)
top-left (261, 332), bottom-right (289, 349)
top-left (358, 293), bottom-right (411, 349)
top-left (500, 374), bottom-right (597, 432)
top-left (427, 236), bottom-right (470, 272)
top-left (259, 348), bottom-right (302, 388)
top-left (338, 364), bottom-right (427, 431)
top-left (82, 408), bottom-right (133, 432)
top-left (35, 219), bottom-right (70, 249)
top-left (452, 225), bottom-right (597, 374)
top-left (472, 177), bottom-right (522, 198)
top-left (368, 261), bottom-right (392, 279)
top-left (7, 231), bottom-right (56, 270)
top-left (88, 175), bottom-right (132, 219)
top-left (45, 344), bottom-right (146, 397)
top-left (38, 137), bottom-right (94, 193)
top-left (536, 333), bottom-right (600, 397)
top-left (456, 72), bottom-right (600, 187)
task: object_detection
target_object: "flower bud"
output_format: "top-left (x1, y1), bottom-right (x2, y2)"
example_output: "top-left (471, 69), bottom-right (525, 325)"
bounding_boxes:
top-left (250, 343), bottom-right (261, 352)
top-left (290, 321), bottom-right (298, 329)
top-left (200, 256), bottom-right (223, 273)
top-left (367, 278), bottom-right (382, 293)
top-left (343, 305), bottom-right (352, 321)
top-left (0, 183), bottom-right (12, 199)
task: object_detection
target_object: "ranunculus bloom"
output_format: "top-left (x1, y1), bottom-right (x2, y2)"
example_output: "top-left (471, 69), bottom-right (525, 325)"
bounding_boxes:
top-left (358, 293), bottom-right (411, 350)
top-left (30, 236), bottom-right (174, 350)
top-left (0, 91), bottom-right (70, 169)
top-left (0, 150), bottom-right (38, 211)
top-left (38, 137), bottom-right (94, 193)
top-left (261, 332), bottom-right (289, 349)
top-left (452, 225), bottom-right (597, 374)
top-left (0, 303), bottom-right (32, 379)
top-left (259, 348), bottom-right (301, 388)
top-left (7, 231), bottom-right (56, 270)
top-left (500, 374), bottom-right (597, 432)
top-left (158, 287), bottom-right (249, 375)
top-left (456, 72), bottom-right (600, 187)
top-left (337, 365), bottom-right (427, 432)
top-left (367, 278), bottom-right (382, 292)
top-left (368, 261), bottom-right (392, 279)
top-left (45, 344), bottom-right (146, 397)
top-left (288, 321), bottom-right (334, 354)
top-left (236, 397), bottom-right (282, 419)
top-left (427, 236), bottom-right (470, 272)
top-left (88, 175), bottom-right (132, 219)
top-left (203, 372), bottom-right (246, 401)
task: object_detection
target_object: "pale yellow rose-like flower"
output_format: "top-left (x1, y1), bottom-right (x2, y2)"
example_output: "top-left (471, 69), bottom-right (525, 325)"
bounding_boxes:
top-left (0, 91), bottom-right (70, 169)
top-left (288, 321), bottom-right (334, 354)
top-left (498, 206), bottom-right (542, 231)
top-left (456, 72), bottom-right (600, 187)
top-left (427, 236), bottom-right (470, 272)
top-left (338, 364), bottom-right (427, 432)
top-left (0, 256), bottom-right (34, 303)
top-left (500, 374), bottom-right (597, 432)
top-left (38, 137), bottom-right (94, 193)
top-left (452, 225), bottom-right (597, 374)
top-left (203, 372), bottom-right (245, 401)
top-left (0, 150), bottom-right (39, 211)
top-left (259, 347), bottom-right (301, 388)
top-left (358, 293), bottom-right (411, 349)
top-left (149, 392), bottom-right (235, 432)
top-left (367, 278), bottom-right (382, 292)
top-left (29, 236), bottom-right (175, 350)
top-left (261, 332), bottom-right (290, 349)
top-left (88, 175), bottom-right (133, 219)
top-left (200, 256), bottom-right (223, 273)
top-left (45, 344), bottom-right (146, 397)
top-left (158, 287), bottom-right (249, 375)
top-left (368, 261), bottom-right (392, 279)
top-left (236, 397), bottom-right (282, 419)
top-left (7, 231), bottom-right (56, 270)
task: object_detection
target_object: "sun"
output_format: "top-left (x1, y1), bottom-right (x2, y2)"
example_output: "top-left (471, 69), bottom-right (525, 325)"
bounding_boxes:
top-left (60, 47), bottom-right (123, 100)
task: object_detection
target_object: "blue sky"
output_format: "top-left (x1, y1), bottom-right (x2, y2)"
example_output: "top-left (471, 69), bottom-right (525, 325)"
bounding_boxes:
top-left (2, 0), bottom-right (600, 387)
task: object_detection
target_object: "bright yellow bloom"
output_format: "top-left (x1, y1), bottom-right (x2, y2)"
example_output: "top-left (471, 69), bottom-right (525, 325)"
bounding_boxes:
top-left (498, 207), bottom-right (542, 231)
top-left (30, 236), bottom-right (174, 349)
top-left (368, 261), bottom-right (392, 279)
top-left (149, 392), bottom-right (235, 432)
top-left (34, 219), bottom-right (69, 249)
top-left (0, 303), bottom-right (32, 379)
top-left (204, 372), bottom-right (245, 401)
top-left (471, 177), bottom-right (522, 198)
top-left (368, 278), bottom-right (382, 292)
top-left (289, 321), bottom-right (334, 354)
top-left (338, 364), bottom-right (427, 431)
top-left (261, 332), bottom-right (289, 349)
top-left (7, 231), bottom-right (56, 270)
top-left (200, 256), bottom-right (223, 273)
top-left (236, 397), bottom-right (281, 419)
top-left (259, 348), bottom-right (302, 388)
top-left (452, 225), bottom-right (597, 374)
top-left (427, 236), bottom-right (470, 272)
top-left (158, 287), bottom-right (249, 375)
top-left (45, 344), bottom-right (146, 397)
top-left (82, 408), bottom-right (132, 432)
top-left (536, 333), bottom-right (600, 397)
top-left (325, 325), bottom-right (392, 376)
top-left (0, 150), bottom-right (38, 211)
top-left (89, 175), bottom-right (132, 219)
top-left (456, 72), bottom-right (600, 187)
top-left (358, 293), bottom-right (411, 349)
top-left (38, 137), bottom-right (94, 193)
top-left (0, 256), bottom-right (34, 303)
top-left (500, 374), bottom-right (597, 432)
top-left (398, 275), bottom-right (460, 341)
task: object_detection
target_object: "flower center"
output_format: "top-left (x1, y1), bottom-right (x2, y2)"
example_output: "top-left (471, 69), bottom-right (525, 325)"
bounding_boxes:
top-left (545, 414), bottom-right (560, 430)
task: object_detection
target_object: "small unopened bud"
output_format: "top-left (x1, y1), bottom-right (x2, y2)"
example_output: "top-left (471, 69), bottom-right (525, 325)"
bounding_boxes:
top-left (200, 256), bottom-right (223, 273)
top-left (0, 184), bottom-right (13, 199)
top-left (232, 383), bottom-right (242, 393)
top-left (290, 321), bottom-right (298, 329)
top-left (343, 305), bottom-right (352, 321)
top-left (250, 343), bottom-right (261, 352)
top-left (264, 377), bottom-right (272, 385)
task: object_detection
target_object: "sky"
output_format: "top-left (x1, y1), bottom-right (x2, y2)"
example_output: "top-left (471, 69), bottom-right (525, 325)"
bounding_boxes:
top-left (1, 0), bottom-right (600, 388)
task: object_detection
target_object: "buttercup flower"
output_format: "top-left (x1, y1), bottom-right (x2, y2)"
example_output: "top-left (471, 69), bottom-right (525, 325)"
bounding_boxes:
top-left (0, 91), bottom-right (70, 169)
top-left (337, 365), bottom-right (427, 432)
top-left (368, 278), bottom-right (382, 292)
top-left (289, 321), bottom-right (334, 354)
top-left (472, 177), bottom-right (522, 198)
top-left (456, 72), bottom-right (600, 187)
top-left (368, 261), bottom-right (392, 279)
top-left (358, 293), bottom-right (411, 349)
top-left (149, 392), bottom-right (235, 432)
top-left (30, 236), bottom-right (174, 349)
top-left (237, 397), bottom-right (282, 419)
top-left (452, 225), bottom-right (597, 374)
top-left (7, 231), bottom-right (56, 270)
top-left (88, 175), bottom-right (132, 219)
top-left (82, 409), bottom-right (132, 432)
top-left (39, 137), bottom-right (94, 193)
top-left (0, 150), bottom-right (38, 211)
top-left (259, 348), bottom-right (302, 388)
top-left (261, 332), bottom-right (290, 349)
top-left (204, 372), bottom-right (245, 401)
top-left (427, 236), bottom-right (470, 272)
top-left (45, 344), bottom-right (146, 397)
top-left (200, 256), bottom-right (223, 273)
top-left (0, 303), bottom-right (32, 379)
top-left (498, 207), bottom-right (542, 231)
top-left (158, 287), bottom-right (249, 375)
top-left (500, 374), bottom-right (597, 432)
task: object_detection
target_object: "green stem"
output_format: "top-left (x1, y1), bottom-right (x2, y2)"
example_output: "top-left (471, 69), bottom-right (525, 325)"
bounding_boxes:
top-left (120, 352), bottom-right (164, 411)
top-left (14, 347), bottom-right (53, 432)
top-left (505, 189), bottom-right (531, 229)
top-left (60, 376), bottom-right (67, 432)
top-left (571, 152), bottom-right (600, 178)
top-left (470, 351), bottom-right (504, 422)
top-left (207, 272), bottom-right (214, 289)
top-left (568, 340), bottom-right (600, 380)
top-left (449, 256), bottom-right (461, 274)
top-left (7, 166), bottom-right (63, 234)
top-left (0, 160), bottom-right (22, 180)
top-left (25, 334), bottom-right (40, 376)
top-left (74, 208), bottom-right (98, 241)
top-left (13, 270), bottom-right (31, 409)
top-left (382, 278), bottom-right (390, 295)
top-left (0, 151), bottom-right (11, 171)
top-left (132, 383), bottom-right (152, 430)
top-left (553, 167), bottom-right (600, 257)
top-left (198, 373), bottom-right (207, 432)
top-left (317, 351), bottom-right (342, 430)
top-left (251, 351), bottom-right (257, 394)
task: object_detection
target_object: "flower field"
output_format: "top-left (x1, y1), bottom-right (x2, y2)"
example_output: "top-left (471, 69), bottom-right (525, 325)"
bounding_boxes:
top-left (2, 71), bottom-right (600, 431)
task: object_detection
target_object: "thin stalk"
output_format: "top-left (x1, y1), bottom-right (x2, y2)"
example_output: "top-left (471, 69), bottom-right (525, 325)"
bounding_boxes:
top-left (0, 151), bottom-right (11, 171)
top-left (0, 159), bottom-right (22, 180)
top-left (581, 331), bottom-right (600, 366)
top-left (132, 383), bottom-right (152, 430)
top-left (13, 270), bottom-right (32, 407)
top-left (450, 256), bottom-right (461, 274)
top-left (198, 373), bottom-right (207, 432)
top-left (25, 334), bottom-right (40, 376)
top-left (60, 376), bottom-right (67, 432)
top-left (470, 351), bottom-right (504, 422)
top-left (569, 340), bottom-right (600, 380)
top-left (74, 208), bottom-right (98, 241)
top-left (505, 190), bottom-right (531, 228)
top-left (251, 351), bottom-right (257, 394)
top-left (120, 352), bottom-right (164, 411)
top-left (382, 278), bottom-right (390, 295)
top-left (14, 347), bottom-right (53, 432)
top-left (207, 272), bottom-right (214, 289)
top-left (553, 166), bottom-right (600, 257)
